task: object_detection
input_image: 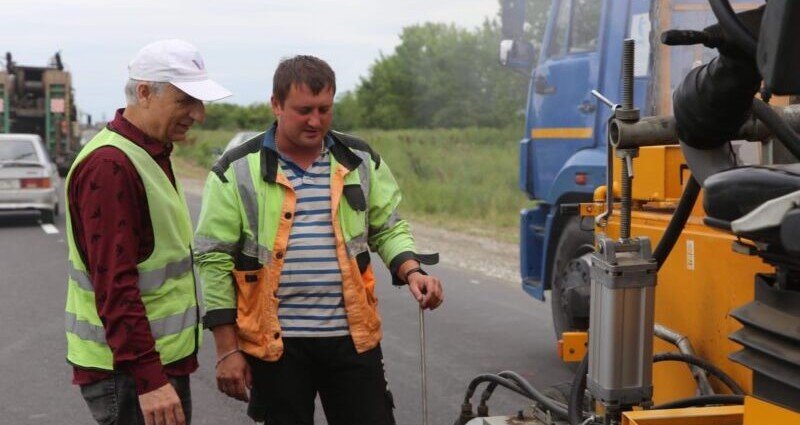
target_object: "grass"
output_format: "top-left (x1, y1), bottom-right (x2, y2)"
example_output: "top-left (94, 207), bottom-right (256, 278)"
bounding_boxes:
top-left (174, 127), bottom-right (535, 242)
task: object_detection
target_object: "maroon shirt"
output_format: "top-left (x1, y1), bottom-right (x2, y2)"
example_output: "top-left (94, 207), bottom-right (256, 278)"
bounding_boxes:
top-left (70, 109), bottom-right (198, 395)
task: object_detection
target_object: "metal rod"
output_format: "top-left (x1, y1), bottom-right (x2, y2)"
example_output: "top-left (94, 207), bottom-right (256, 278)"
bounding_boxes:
top-left (611, 104), bottom-right (800, 149)
top-left (419, 306), bottom-right (428, 425)
top-left (654, 324), bottom-right (714, 396)
top-left (619, 152), bottom-right (632, 240)
top-left (622, 39), bottom-right (635, 110)
top-left (592, 90), bottom-right (616, 109)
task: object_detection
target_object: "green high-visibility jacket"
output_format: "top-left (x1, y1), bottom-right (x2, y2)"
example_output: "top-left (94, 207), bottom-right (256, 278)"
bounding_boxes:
top-left (194, 129), bottom-right (435, 361)
top-left (64, 128), bottom-right (201, 370)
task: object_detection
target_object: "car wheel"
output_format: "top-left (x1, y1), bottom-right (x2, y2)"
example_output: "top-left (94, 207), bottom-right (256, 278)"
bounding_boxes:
top-left (40, 209), bottom-right (55, 224)
top-left (550, 217), bottom-right (594, 340)
top-left (54, 202), bottom-right (60, 216)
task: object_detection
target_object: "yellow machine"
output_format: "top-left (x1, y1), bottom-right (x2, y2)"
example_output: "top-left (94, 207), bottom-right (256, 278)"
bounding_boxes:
top-left (458, 2), bottom-right (800, 424)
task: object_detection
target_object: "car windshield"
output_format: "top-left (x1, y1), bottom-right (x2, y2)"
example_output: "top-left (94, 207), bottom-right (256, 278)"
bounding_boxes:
top-left (0, 140), bottom-right (39, 163)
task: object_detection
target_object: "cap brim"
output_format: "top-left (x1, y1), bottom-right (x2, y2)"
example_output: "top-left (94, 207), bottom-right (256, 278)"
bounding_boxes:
top-left (172, 79), bottom-right (232, 102)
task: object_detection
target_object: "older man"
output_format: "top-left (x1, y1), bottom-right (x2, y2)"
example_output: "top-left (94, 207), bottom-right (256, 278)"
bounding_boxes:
top-left (64, 39), bottom-right (230, 425)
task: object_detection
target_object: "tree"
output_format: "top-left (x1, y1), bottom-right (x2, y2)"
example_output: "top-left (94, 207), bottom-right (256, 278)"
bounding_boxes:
top-left (349, 0), bottom-right (551, 129)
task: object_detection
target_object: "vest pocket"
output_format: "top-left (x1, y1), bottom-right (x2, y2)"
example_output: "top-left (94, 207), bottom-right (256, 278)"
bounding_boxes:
top-left (232, 268), bottom-right (268, 345)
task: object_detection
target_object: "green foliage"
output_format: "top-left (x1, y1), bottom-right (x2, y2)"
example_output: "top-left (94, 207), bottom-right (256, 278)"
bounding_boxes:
top-left (348, 21), bottom-right (528, 130)
top-left (199, 103), bottom-right (274, 131)
top-left (336, 0), bottom-right (551, 130)
top-left (348, 127), bottom-right (530, 234)
top-left (174, 129), bottom-right (237, 169)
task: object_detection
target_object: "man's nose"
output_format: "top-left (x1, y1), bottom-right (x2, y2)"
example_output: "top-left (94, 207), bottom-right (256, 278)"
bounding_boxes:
top-left (308, 110), bottom-right (321, 127)
top-left (190, 101), bottom-right (206, 124)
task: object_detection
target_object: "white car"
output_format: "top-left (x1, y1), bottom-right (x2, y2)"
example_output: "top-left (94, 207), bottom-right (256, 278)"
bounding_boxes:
top-left (0, 134), bottom-right (60, 223)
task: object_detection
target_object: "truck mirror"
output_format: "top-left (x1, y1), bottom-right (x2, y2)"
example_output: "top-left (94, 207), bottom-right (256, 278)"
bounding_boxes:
top-left (500, 39), bottom-right (535, 69)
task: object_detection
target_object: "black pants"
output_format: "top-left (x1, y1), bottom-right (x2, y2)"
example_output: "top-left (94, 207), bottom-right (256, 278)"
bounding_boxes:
top-left (80, 374), bottom-right (191, 425)
top-left (246, 337), bottom-right (396, 425)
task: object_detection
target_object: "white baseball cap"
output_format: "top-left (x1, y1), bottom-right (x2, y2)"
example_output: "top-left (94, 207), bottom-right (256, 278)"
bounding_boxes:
top-left (128, 39), bottom-right (232, 102)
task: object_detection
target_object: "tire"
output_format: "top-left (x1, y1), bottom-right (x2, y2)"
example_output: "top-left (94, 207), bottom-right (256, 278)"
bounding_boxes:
top-left (54, 202), bottom-right (60, 216)
top-left (550, 217), bottom-right (594, 340)
top-left (40, 208), bottom-right (55, 224)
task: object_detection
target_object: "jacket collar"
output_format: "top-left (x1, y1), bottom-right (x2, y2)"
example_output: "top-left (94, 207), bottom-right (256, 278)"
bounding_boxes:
top-left (260, 124), bottom-right (362, 183)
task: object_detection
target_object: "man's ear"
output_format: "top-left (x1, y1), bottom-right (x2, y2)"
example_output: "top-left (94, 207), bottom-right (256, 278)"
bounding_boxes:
top-left (270, 95), bottom-right (281, 119)
top-left (136, 83), bottom-right (152, 107)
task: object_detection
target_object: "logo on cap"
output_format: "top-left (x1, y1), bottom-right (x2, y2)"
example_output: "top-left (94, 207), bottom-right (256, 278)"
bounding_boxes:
top-left (192, 59), bottom-right (205, 70)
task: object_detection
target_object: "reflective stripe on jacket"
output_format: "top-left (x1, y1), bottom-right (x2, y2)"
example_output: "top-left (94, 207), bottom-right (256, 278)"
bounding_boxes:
top-left (64, 128), bottom-right (201, 370)
top-left (194, 129), bottom-right (431, 361)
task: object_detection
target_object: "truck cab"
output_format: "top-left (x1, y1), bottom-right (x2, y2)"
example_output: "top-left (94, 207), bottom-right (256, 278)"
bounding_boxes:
top-left (502, 0), bottom-right (751, 338)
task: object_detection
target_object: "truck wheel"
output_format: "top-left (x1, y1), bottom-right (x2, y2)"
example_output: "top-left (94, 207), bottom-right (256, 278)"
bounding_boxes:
top-left (40, 209), bottom-right (55, 224)
top-left (550, 217), bottom-right (593, 340)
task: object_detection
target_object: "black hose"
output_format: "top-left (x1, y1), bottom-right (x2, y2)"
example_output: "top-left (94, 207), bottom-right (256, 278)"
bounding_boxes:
top-left (496, 370), bottom-right (571, 419)
top-left (653, 176), bottom-right (701, 269)
top-left (568, 355), bottom-right (589, 425)
top-left (652, 394), bottom-right (744, 410)
top-left (465, 373), bottom-right (574, 419)
top-left (708, 0), bottom-right (757, 58)
top-left (465, 374), bottom-right (531, 402)
top-left (751, 98), bottom-right (800, 160)
top-left (653, 352), bottom-right (745, 395)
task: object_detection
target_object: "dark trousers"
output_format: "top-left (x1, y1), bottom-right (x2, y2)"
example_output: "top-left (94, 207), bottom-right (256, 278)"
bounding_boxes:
top-left (80, 374), bottom-right (192, 425)
top-left (246, 337), bottom-right (396, 425)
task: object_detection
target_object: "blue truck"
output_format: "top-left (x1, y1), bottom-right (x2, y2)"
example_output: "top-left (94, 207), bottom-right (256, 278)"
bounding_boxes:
top-left (499, 0), bottom-right (749, 339)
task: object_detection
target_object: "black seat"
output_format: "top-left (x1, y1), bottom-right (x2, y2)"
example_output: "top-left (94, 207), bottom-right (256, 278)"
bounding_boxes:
top-left (704, 164), bottom-right (800, 223)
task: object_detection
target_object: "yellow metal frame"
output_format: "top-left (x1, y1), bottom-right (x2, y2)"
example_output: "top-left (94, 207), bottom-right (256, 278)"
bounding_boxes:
top-left (622, 406), bottom-right (743, 425)
top-left (743, 396), bottom-right (800, 424)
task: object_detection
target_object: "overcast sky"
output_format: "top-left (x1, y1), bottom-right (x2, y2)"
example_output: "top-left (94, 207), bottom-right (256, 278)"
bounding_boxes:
top-left (2, 0), bottom-right (500, 121)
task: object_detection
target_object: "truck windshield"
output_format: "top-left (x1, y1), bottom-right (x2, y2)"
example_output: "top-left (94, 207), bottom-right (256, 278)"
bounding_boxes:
top-left (0, 140), bottom-right (38, 162)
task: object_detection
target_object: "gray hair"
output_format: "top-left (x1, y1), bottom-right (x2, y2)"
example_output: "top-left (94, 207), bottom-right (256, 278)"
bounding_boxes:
top-left (124, 79), bottom-right (168, 105)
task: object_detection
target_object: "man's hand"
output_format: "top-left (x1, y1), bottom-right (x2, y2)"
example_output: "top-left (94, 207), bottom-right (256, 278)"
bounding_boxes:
top-left (216, 351), bottom-right (252, 402)
top-left (138, 382), bottom-right (185, 425)
top-left (407, 272), bottom-right (443, 310)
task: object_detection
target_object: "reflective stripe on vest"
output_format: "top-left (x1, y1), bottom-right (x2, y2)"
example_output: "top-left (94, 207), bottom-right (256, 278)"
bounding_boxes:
top-left (231, 157), bottom-right (273, 264)
top-left (345, 150), bottom-right (371, 257)
top-left (66, 308), bottom-right (198, 344)
top-left (68, 255), bottom-right (192, 293)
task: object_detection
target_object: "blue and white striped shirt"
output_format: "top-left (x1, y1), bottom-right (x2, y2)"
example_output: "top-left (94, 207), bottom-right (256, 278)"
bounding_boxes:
top-left (266, 131), bottom-right (349, 337)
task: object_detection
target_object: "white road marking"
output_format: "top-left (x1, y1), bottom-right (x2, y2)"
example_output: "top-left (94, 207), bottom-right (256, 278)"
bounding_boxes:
top-left (40, 224), bottom-right (59, 234)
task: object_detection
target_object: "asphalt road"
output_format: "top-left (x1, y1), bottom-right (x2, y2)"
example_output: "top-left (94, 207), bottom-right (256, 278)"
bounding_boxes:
top-left (0, 188), bottom-right (572, 424)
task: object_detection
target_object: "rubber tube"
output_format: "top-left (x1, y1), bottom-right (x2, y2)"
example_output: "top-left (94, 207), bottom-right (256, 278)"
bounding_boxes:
top-left (653, 352), bottom-right (745, 395)
top-left (568, 355), bottom-right (589, 425)
top-left (464, 374), bottom-right (531, 402)
top-left (709, 0), bottom-right (757, 58)
top-left (652, 394), bottom-right (744, 410)
top-left (653, 176), bottom-right (701, 269)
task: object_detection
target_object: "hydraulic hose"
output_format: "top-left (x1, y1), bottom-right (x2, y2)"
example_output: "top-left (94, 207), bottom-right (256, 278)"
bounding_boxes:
top-left (708, 0), bottom-right (757, 58)
top-left (464, 373), bottom-right (573, 419)
top-left (652, 394), bottom-right (744, 410)
top-left (653, 176), bottom-right (701, 269)
top-left (496, 371), bottom-right (571, 419)
top-left (568, 355), bottom-right (589, 425)
top-left (751, 98), bottom-right (800, 160)
top-left (464, 374), bottom-right (531, 402)
top-left (653, 352), bottom-right (745, 395)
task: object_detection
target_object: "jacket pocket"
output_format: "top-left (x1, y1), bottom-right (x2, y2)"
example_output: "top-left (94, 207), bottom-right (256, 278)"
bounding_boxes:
top-left (232, 268), bottom-right (268, 345)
